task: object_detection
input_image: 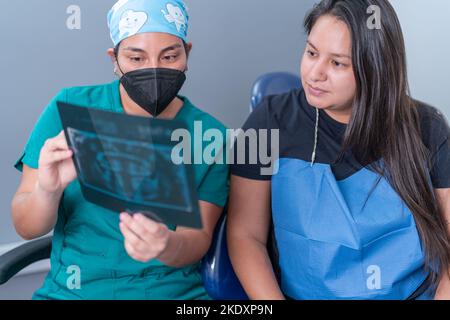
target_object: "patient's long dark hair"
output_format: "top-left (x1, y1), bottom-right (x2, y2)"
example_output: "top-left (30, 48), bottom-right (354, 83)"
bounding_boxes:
top-left (304, 0), bottom-right (450, 289)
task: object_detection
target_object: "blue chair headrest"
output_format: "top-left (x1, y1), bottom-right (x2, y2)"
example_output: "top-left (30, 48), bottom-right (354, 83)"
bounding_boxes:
top-left (250, 72), bottom-right (302, 111)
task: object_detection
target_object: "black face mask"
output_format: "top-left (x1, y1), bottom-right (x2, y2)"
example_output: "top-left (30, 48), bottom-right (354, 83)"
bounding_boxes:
top-left (119, 67), bottom-right (186, 117)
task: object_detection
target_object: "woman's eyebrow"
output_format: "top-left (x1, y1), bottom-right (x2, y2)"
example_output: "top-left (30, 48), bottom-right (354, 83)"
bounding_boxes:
top-left (160, 44), bottom-right (183, 54)
top-left (307, 40), bottom-right (351, 59)
top-left (121, 44), bottom-right (182, 55)
top-left (306, 40), bottom-right (319, 51)
top-left (331, 52), bottom-right (351, 59)
top-left (122, 47), bottom-right (147, 53)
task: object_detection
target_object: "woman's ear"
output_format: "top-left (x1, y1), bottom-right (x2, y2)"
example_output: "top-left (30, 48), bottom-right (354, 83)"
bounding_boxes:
top-left (107, 48), bottom-right (118, 66)
top-left (107, 48), bottom-right (120, 76)
top-left (107, 48), bottom-right (115, 60)
top-left (185, 42), bottom-right (193, 58)
top-left (184, 43), bottom-right (193, 72)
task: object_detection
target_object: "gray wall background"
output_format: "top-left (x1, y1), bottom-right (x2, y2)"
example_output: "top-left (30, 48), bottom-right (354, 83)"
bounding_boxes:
top-left (0, 0), bottom-right (449, 299)
top-left (391, 0), bottom-right (450, 121)
top-left (0, 0), bottom-right (312, 246)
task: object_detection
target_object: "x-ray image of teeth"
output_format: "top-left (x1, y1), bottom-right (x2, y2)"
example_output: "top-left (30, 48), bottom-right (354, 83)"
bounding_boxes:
top-left (67, 127), bottom-right (191, 212)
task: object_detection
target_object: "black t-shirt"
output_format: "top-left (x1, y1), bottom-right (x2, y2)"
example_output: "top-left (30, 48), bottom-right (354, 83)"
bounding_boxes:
top-left (231, 88), bottom-right (450, 188)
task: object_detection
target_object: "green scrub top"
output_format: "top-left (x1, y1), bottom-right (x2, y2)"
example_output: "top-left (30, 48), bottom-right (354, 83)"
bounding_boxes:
top-left (15, 80), bottom-right (230, 300)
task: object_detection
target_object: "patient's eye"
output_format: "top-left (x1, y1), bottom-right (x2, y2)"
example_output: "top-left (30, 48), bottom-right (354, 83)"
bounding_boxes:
top-left (306, 50), bottom-right (317, 57)
top-left (332, 60), bottom-right (345, 67)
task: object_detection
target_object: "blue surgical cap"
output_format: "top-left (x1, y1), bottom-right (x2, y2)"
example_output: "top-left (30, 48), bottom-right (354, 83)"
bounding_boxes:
top-left (107, 0), bottom-right (189, 47)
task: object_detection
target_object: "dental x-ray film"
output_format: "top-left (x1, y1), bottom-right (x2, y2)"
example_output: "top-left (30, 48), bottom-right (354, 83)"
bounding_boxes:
top-left (57, 101), bottom-right (202, 229)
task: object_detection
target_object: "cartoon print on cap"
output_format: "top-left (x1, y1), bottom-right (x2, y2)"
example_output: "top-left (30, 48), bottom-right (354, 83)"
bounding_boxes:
top-left (161, 3), bottom-right (186, 32)
top-left (119, 10), bottom-right (149, 38)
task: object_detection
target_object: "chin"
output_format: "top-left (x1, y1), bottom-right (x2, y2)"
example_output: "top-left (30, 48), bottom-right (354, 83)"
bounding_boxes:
top-left (304, 94), bottom-right (330, 109)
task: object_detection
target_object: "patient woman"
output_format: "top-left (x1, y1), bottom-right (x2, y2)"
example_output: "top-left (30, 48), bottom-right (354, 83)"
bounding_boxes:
top-left (228, 0), bottom-right (450, 299)
top-left (11, 0), bottom-right (228, 300)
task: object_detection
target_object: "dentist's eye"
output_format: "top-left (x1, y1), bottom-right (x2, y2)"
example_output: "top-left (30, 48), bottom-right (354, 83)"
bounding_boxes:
top-left (162, 55), bottom-right (177, 62)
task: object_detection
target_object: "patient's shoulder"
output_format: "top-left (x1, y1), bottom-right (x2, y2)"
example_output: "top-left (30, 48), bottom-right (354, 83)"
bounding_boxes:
top-left (243, 88), bottom-right (307, 131)
top-left (416, 100), bottom-right (449, 151)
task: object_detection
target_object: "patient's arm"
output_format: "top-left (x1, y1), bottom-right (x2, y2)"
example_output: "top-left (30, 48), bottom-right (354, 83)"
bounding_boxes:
top-left (435, 188), bottom-right (450, 300)
top-left (227, 175), bottom-right (285, 300)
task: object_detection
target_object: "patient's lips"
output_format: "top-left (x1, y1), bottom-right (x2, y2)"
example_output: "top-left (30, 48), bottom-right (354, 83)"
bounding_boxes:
top-left (307, 83), bottom-right (328, 97)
